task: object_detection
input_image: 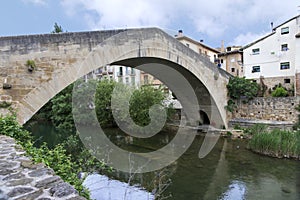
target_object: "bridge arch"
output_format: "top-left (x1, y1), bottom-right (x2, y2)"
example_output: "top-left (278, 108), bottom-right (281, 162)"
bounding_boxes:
top-left (12, 28), bottom-right (230, 126)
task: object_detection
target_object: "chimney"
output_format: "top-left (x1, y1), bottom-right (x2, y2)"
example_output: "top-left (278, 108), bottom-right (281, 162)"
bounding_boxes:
top-left (178, 30), bottom-right (183, 37)
top-left (221, 40), bottom-right (225, 53)
top-left (271, 22), bottom-right (274, 32)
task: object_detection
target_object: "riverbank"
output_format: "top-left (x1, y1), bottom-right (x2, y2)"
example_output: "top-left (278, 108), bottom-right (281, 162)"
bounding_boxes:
top-left (0, 135), bottom-right (85, 200)
top-left (248, 129), bottom-right (300, 160)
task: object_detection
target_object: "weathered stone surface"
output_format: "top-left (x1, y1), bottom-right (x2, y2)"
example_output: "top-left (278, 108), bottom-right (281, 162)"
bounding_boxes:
top-left (3, 172), bottom-right (25, 181)
top-left (28, 168), bottom-right (54, 177)
top-left (7, 187), bottom-right (34, 197)
top-left (50, 182), bottom-right (78, 197)
top-left (67, 196), bottom-right (87, 200)
top-left (232, 97), bottom-right (299, 124)
top-left (0, 28), bottom-right (229, 127)
top-left (6, 177), bottom-right (34, 186)
top-left (0, 135), bottom-right (86, 200)
top-left (0, 168), bottom-right (15, 175)
top-left (0, 160), bottom-right (18, 168)
top-left (15, 189), bottom-right (43, 200)
top-left (35, 176), bottom-right (62, 188)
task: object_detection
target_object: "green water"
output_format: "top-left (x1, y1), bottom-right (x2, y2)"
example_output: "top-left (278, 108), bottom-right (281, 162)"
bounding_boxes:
top-left (27, 123), bottom-right (300, 200)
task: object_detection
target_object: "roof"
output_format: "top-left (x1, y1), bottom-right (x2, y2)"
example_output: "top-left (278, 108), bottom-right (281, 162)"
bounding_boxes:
top-left (176, 35), bottom-right (220, 53)
top-left (243, 15), bottom-right (300, 50)
top-left (218, 49), bottom-right (243, 56)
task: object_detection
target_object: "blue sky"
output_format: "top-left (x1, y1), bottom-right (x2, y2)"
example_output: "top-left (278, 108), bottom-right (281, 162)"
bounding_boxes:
top-left (0, 0), bottom-right (299, 48)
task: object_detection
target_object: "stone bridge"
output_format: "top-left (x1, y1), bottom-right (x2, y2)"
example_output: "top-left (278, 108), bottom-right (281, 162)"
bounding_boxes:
top-left (0, 28), bottom-right (230, 127)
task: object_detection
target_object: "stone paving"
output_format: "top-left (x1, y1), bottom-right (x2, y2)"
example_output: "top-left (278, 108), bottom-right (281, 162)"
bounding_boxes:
top-left (0, 135), bottom-right (86, 200)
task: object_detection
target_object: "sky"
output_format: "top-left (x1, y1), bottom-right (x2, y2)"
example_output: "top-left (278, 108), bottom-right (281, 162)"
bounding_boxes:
top-left (0, 0), bottom-right (299, 48)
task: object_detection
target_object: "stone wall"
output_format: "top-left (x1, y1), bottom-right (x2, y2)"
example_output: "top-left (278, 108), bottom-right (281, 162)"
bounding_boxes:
top-left (232, 97), bottom-right (299, 123)
top-left (254, 76), bottom-right (295, 97)
top-left (0, 135), bottom-right (86, 200)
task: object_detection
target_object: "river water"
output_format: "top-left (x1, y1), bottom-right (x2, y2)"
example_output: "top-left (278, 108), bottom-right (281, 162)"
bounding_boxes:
top-left (27, 123), bottom-right (300, 200)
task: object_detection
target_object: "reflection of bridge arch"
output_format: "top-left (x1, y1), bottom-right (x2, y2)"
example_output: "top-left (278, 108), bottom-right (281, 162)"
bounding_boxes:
top-left (0, 28), bottom-right (230, 126)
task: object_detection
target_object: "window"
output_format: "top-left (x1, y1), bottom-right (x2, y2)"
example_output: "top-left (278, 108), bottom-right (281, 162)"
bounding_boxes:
top-left (125, 77), bottom-right (129, 84)
top-left (252, 66), bottom-right (260, 73)
top-left (221, 59), bottom-right (224, 64)
top-left (252, 48), bottom-right (260, 55)
top-left (280, 62), bottom-right (290, 70)
top-left (284, 78), bottom-right (291, 84)
top-left (186, 43), bottom-right (189, 47)
top-left (144, 75), bottom-right (149, 84)
top-left (281, 44), bottom-right (288, 51)
top-left (281, 27), bottom-right (289, 35)
top-left (131, 69), bottom-right (135, 75)
top-left (119, 67), bottom-right (123, 76)
top-left (125, 67), bottom-right (129, 75)
top-left (199, 49), bottom-right (202, 54)
top-left (131, 76), bottom-right (135, 86)
top-left (231, 68), bottom-right (235, 73)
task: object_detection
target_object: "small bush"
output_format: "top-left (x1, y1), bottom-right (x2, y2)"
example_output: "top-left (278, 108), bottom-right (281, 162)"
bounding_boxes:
top-left (271, 86), bottom-right (288, 97)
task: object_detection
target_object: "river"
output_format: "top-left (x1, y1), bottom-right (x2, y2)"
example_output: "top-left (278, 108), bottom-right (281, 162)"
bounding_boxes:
top-left (26, 123), bottom-right (300, 200)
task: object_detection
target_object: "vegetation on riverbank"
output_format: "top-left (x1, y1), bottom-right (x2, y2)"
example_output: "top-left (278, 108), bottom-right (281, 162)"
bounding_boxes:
top-left (0, 114), bottom-right (99, 199)
top-left (248, 128), bottom-right (300, 160)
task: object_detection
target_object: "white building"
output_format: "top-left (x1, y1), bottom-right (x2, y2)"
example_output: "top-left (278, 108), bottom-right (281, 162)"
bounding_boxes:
top-left (243, 15), bottom-right (300, 95)
top-left (113, 66), bottom-right (141, 87)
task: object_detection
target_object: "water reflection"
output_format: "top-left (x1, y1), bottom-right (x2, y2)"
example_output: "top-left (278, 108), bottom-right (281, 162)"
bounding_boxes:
top-left (83, 174), bottom-right (154, 200)
top-left (220, 181), bottom-right (246, 200)
top-left (27, 123), bottom-right (300, 200)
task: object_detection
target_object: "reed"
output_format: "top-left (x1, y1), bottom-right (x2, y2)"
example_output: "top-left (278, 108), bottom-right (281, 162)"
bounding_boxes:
top-left (249, 129), bottom-right (300, 159)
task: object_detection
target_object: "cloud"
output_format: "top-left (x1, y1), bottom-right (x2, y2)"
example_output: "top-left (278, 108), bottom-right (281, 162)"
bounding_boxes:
top-left (60, 0), bottom-right (299, 45)
top-left (230, 31), bottom-right (269, 46)
top-left (22, 0), bottom-right (47, 5)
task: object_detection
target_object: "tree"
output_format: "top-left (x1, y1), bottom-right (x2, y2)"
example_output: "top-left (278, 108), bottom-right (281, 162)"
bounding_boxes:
top-left (129, 85), bottom-right (166, 126)
top-left (227, 77), bottom-right (259, 101)
top-left (51, 22), bottom-right (63, 33)
top-left (51, 84), bottom-right (75, 137)
top-left (95, 80), bottom-right (117, 127)
top-left (226, 76), bottom-right (259, 112)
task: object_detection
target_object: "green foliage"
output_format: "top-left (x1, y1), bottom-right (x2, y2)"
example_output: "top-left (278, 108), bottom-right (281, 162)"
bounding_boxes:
top-left (95, 80), bottom-right (117, 127)
top-left (271, 86), bottom-right (288, 97)
top-left (227, 77), bottom-right (259, 101)
top-left (243, 123), bottom-right (268, 136)
top-left (51, 84), bottom-right (75, 136)
top-left (226, 77), bottom-right (259, 112)
top-left (52, 22), bottom-right (63, 33)
top-left (225, 99), bottom-right (237, 112)
top-left (0, 101), bottom-right (12, 108)
top-left (26, 60), bottom-right (36, 71)
top-left (249, 129), bottom-right (300, 159)
top-left (129, 85), bottom-right (165, 126)
top-left (0, 115), bottom-right (90, 199)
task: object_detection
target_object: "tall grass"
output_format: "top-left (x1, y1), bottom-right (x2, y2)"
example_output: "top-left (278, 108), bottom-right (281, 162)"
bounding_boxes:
top-left (249, 129), bottom-right (300, 159)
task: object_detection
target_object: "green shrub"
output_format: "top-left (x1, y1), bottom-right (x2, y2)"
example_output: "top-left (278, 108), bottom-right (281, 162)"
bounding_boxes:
top-left (271, 86), bottom-right (288, 97)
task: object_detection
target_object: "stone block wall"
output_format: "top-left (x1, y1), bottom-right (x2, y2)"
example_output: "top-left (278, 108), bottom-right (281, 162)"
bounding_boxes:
top-left (232, 97), bottom-right (300, 123)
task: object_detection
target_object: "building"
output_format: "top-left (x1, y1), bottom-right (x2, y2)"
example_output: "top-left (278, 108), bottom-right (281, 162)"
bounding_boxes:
top-left (114, 66), bottom-right (141, 87)
top-left (243, 15), bottom-right (300, 95)
top-left (218, 46), bottom-right (243, 77)
top-left (175, 30), bottom-right (220, 64)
